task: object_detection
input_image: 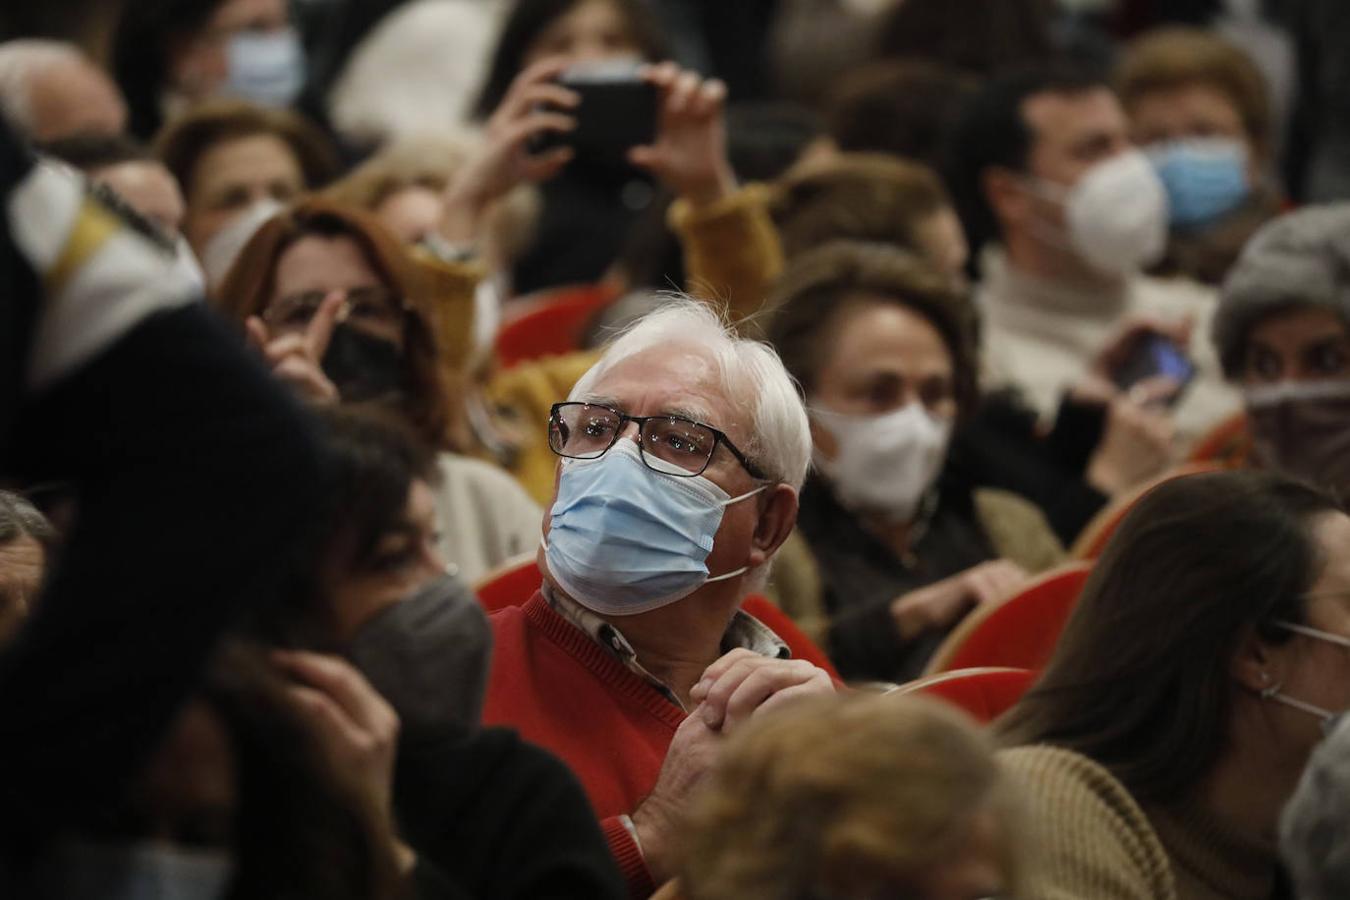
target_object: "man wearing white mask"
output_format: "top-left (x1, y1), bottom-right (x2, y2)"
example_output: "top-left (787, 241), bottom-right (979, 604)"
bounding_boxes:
top-left (480, 300), bottom-right (836, 899)
top-left (948, 65), bottom-right (1239, 446)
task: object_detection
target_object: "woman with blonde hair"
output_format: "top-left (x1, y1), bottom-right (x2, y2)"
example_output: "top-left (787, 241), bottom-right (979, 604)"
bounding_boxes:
top-left (671, 692), bottom-right (1025, 900)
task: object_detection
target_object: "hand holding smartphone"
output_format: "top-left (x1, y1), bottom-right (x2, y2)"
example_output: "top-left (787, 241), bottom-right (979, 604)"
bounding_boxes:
top-left (1113, 333), bottom-right (1196, 405)
top-left (529, 59), bottom-right (658, 167)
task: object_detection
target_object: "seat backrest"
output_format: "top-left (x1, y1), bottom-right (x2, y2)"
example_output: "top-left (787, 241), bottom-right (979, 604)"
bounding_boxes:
top-left (473, 556), bottom-right (841, 680)
top-left (924, 561), bottom-right (1093, 675)
top-left (494, 283), bottom-right (619, 369)
top-left (473, 552), bottom-right (543, 613)
top-left (890, 667), bottom-right (1036, 724)
top-left (1070, 462), bottom-right (1221, 561)
top-left (1187, 411), bottom-right (1251, 468)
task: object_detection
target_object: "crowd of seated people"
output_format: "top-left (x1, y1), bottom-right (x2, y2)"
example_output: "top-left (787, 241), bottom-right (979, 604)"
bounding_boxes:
top-left (4, 0), bottom-right (1350, 898)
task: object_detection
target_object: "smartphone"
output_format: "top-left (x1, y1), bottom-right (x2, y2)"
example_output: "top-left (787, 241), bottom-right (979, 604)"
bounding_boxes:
top-left (530, 60), bottom-right (657, 167)
top-left (1113, 334), bottom-right (1196, 402)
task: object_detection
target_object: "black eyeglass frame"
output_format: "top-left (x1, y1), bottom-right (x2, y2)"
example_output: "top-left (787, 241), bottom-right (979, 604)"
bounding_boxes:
top-left (548, 401), bottom-right (769, 481)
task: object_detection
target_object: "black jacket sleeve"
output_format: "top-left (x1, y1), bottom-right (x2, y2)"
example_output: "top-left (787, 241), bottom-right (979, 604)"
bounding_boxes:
top-left (0, 122), bottom-right (324, 849)
top-left (827, 599), bottom-right (946, 684)
top-left (394, 727), bottom-right (626, 900)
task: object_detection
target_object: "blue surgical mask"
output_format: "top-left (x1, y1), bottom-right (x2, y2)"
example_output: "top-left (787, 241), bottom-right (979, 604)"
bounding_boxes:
top-left (543, 439), bottom-right (766, 615)
top-left (1147, 138), bottom-right (1250, 230)
top-left (224, 27), bottom-right (306, 107)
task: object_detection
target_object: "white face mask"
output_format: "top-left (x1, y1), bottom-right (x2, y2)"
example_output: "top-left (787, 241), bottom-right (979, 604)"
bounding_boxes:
top-left (1025, 149), bottom-right (1169, 277)
top-left (200, 198), bottom-right (286, 291)
top-left (1261, 620), bottom-right (1350, 735)
top-left (811, 402), bottom-right (952, 523)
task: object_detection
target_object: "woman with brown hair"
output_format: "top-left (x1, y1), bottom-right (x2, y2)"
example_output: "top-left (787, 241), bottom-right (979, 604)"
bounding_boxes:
top-left (216, 198), bottom-right (541, 584)
top-left (997, 471), bottom-right (1350, 900)
top-left (1117, 27), bottom-right (1282, 285)
top-left (765, 241), bottom-right (1065, 682)
top-left (155, 99), bottom-right (340, 267)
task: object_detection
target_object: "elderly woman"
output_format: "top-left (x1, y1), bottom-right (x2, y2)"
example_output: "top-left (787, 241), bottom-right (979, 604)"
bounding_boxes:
top-left (765, 241), bottom-right (1067, 681)
top-left (998, 471), bottom-right (1350, 899)
top-left (672, 693), bottom-right (1026, 900)
top-left (0, 491), bottom-right (54, 644)
top-left (154, 99), bottom-right (339, 275)
top-left (1117, 28), bottom-right (1280, 285)
top-left (217, 198), bottom-right (542, 584)
top-left (481, 300), bottom-right (837, 897)
top-left (1211, 203), bottom-right (1350, 493)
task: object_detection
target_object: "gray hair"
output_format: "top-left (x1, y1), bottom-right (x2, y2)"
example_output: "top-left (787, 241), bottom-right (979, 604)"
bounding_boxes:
top-left (0, 39), bottom-right (87, 134)
top-left (1214, 203), bottom-right (1350, 379)
top-left (1280, 714), bottom-right (1350, 900)
top-left (569, 298), bottom-right (813, 491)
top-left (0, 490), bottom-right (55, 548)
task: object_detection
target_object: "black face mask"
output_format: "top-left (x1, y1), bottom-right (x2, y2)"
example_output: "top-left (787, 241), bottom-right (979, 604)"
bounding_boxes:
top-left (346, 574), bottom-right (492, 741)
top-left (321, 324), bottom-right (404, 404)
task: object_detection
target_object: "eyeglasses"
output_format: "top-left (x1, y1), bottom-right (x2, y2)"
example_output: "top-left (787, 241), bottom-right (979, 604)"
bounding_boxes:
top-left (548, 402), bottom-right (767, 480)
top-left (264, 286), bottom-right (408, 333)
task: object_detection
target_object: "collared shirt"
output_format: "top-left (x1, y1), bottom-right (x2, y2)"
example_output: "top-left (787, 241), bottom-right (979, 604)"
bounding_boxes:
top-left (542, 584), bottom-right (790, 712)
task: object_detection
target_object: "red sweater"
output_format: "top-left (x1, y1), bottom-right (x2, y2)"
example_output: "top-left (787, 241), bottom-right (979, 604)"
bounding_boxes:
top-left (483, 593), bottom-right (684, 898)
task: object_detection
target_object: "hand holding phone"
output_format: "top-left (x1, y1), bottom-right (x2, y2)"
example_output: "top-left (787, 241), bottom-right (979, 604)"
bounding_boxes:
top-left (530, 59), bottom-right (657, 168)
top-left (1113, 333), bottom-right (1196, 404)
top-left (627, 62), bottom-right (736, 207)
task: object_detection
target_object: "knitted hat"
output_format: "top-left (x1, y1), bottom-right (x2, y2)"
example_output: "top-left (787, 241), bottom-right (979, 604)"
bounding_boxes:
top-left (1214, 202), bottom-right (1350, 378)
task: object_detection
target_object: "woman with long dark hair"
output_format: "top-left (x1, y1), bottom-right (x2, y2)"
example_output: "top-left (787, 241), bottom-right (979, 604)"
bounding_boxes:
top-left (998, 470), bottom-right (1350, 899)
top-left (473, 0), bottom-right (671, 294)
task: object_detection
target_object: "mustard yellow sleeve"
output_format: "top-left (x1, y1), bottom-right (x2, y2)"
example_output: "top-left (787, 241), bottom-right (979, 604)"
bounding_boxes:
top-left (408, 247), bottom-right (483, 378)
top-left (668, 183), bottom-right (784, 329)
top-left (487, 351), bottom-right (602, 505)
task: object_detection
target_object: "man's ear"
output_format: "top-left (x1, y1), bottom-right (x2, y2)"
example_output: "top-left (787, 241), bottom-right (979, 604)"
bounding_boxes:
top-left (749, 484), bottom-right (798, 570)
top-left (984, 165), bottom-right (1030, 233)
top-left (1231, 624), bottom-right (1282, 694)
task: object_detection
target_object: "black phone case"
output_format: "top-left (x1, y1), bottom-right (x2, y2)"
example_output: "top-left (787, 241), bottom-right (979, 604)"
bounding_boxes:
top-left (531, 78), bottom-right (658, 167)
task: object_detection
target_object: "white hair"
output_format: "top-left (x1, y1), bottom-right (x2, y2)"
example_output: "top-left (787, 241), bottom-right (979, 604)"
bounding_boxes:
top-left (0, 40), bottom-right (87, 134)
top-left (1281, 714), bottom-right (1350, 900)
top-left (570, 298), bottom-right (813, 491)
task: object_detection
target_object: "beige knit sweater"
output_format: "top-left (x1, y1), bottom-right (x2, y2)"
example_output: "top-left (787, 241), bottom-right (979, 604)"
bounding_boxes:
top-left (999, 746), bottom-right (1278, 900)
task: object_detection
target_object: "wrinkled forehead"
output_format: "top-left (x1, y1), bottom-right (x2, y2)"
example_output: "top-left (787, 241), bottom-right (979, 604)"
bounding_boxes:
top-left (578, 344), bottom-right (752, 441)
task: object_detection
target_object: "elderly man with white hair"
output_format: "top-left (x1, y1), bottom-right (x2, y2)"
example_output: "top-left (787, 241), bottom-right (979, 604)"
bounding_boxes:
top-left (0, 39), bottom-right (126, 141)
top-left (482, 299), bottom-right (836, 897)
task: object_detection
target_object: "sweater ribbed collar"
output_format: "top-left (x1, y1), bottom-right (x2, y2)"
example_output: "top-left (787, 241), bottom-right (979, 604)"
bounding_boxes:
top-left (1145, 798), bottom-right (1278, 900)
top-left (980, 245), bottom-right (1131, 321)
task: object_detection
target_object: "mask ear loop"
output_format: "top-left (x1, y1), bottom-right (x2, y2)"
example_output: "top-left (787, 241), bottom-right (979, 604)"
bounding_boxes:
top-left (1259, 670), bottom-right (1339, 722)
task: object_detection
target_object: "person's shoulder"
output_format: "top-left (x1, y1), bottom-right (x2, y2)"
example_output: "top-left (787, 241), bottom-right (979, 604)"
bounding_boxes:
top-left (437, 453), bottom-right (540, 507)
top-left (998, 745), bottom-right (1177, 899)
top-left (999, 744), bottom-right (1129, 798)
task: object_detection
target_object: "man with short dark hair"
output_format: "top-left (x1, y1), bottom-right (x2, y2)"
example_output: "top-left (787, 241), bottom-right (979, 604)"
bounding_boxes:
top-left (947, 66), bottom-right (1238, 445)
